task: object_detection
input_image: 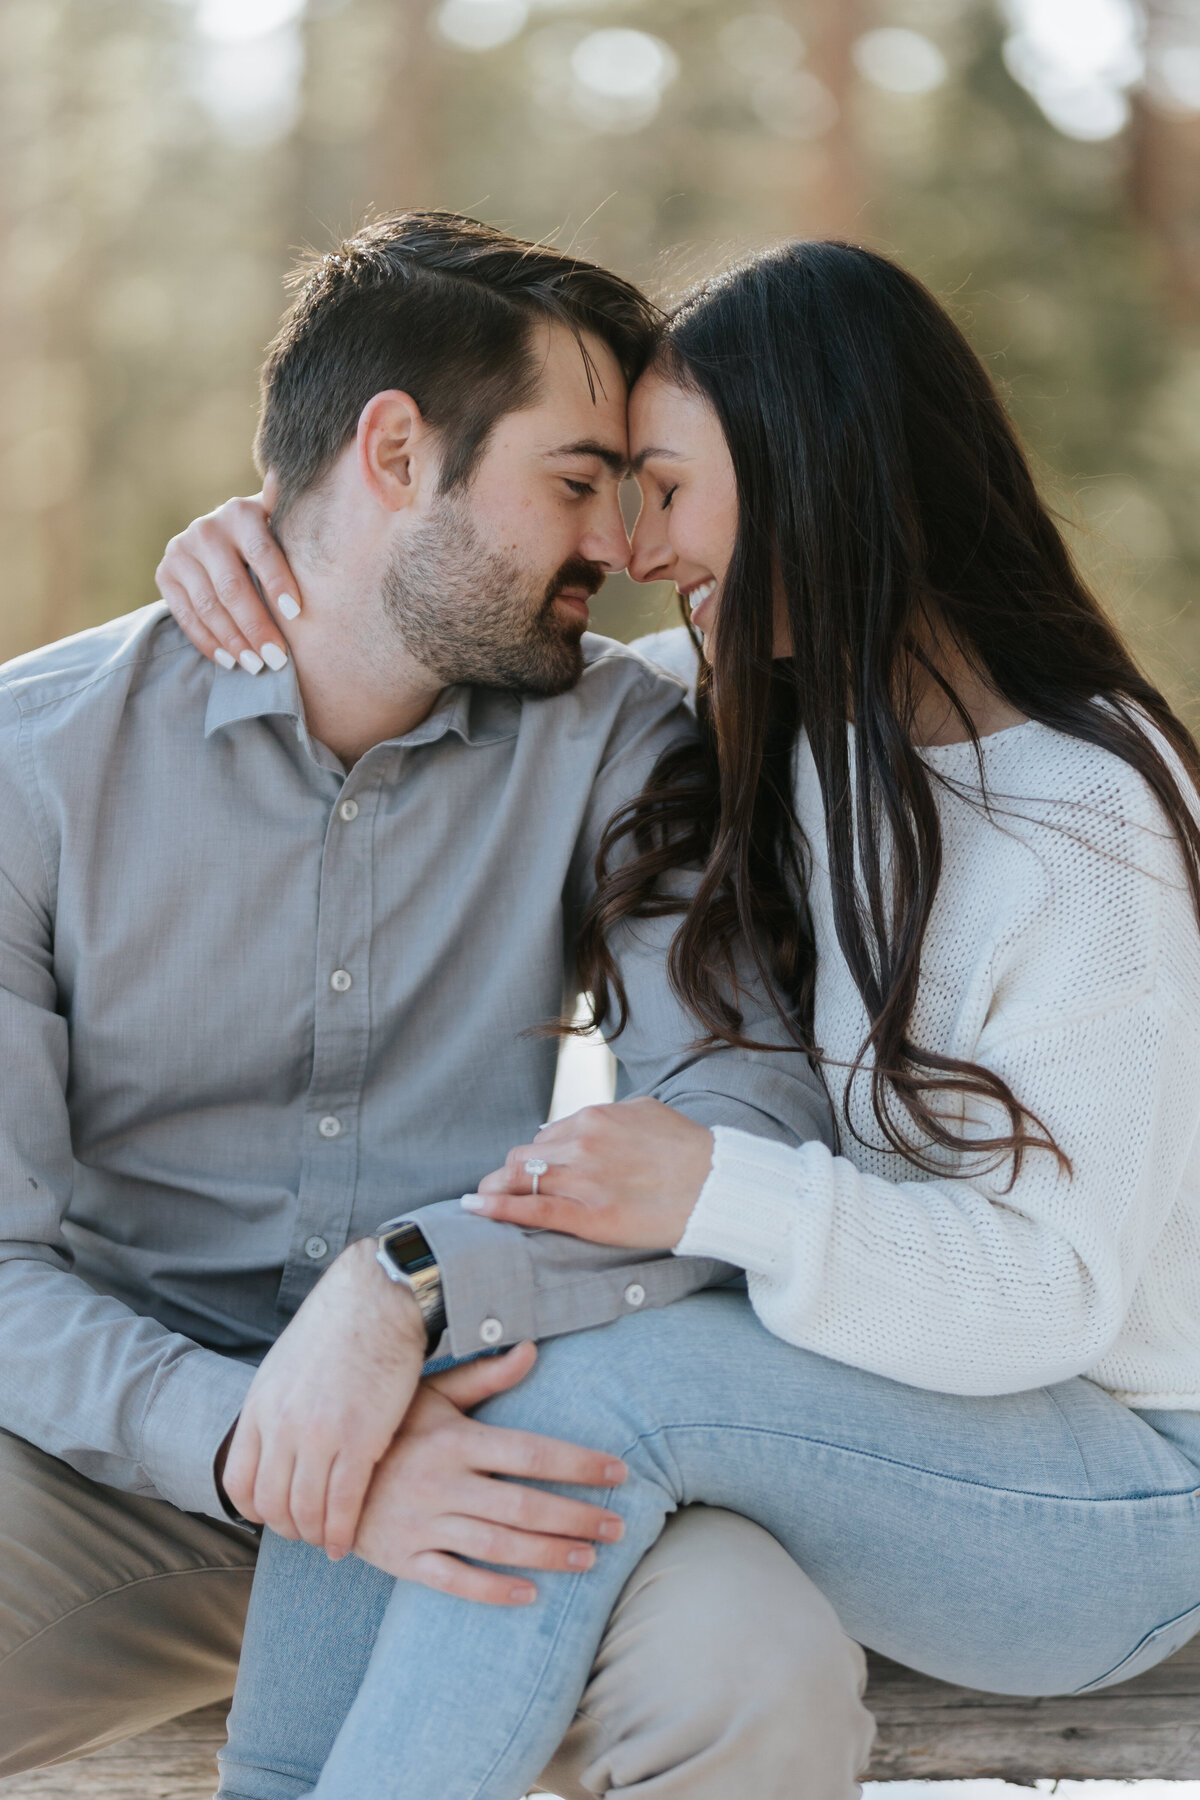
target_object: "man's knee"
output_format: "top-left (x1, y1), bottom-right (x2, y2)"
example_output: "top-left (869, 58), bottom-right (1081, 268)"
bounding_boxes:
top-left (539, 1505), bottom-right (875, 1799)
top-left (0, 1429), bottom-right (256, 1776)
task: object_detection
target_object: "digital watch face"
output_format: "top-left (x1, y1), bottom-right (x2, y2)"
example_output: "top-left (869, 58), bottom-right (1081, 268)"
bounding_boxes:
top-left (383, 1228), bottom-right (435, 1276)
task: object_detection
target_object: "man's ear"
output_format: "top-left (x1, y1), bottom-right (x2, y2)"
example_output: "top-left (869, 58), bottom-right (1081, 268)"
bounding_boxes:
top-left (355, 391), bottom-right (434, 512)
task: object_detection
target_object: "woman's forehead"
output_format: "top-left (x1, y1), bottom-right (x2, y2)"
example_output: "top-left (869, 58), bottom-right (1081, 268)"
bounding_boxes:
top-left (627, 370), bottom-right (719, 462)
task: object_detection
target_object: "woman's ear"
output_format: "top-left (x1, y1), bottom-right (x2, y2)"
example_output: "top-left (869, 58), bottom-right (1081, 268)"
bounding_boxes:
top-left (355, 390), bottom-right (433, 512)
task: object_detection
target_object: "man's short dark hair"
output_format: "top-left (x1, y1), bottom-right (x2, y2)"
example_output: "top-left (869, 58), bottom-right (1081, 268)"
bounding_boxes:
top-left (256, 211), bottom-right (660, 524)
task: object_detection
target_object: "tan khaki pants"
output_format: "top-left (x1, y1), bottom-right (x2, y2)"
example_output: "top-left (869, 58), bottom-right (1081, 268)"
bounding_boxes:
top-left (0, 1431), bottom-right (874, 1798)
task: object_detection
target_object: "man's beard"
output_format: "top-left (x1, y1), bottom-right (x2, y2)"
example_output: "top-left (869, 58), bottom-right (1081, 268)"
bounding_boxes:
top-left (380, 494), bottom-right (604, 697)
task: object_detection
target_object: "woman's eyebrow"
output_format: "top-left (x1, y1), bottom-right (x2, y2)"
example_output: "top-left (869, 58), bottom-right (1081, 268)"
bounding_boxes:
top-left (630, 447), bottom-right (683, 473)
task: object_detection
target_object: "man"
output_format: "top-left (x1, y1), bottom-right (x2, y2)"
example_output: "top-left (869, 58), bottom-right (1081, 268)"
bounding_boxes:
top-left (0, 213), bottom-right (872, 1797)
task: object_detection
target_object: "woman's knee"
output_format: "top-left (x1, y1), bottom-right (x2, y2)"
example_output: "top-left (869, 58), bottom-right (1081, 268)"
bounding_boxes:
top-left (477, 1317), bottom-right (685, 1487)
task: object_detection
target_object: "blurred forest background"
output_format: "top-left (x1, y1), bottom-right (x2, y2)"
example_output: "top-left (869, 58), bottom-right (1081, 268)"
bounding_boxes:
top-left (2, 0), bottom-right (1200, 703)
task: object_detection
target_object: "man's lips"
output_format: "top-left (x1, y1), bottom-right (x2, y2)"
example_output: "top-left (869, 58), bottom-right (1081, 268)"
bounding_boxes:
top-left (552, 590), bottom-right (592, 618)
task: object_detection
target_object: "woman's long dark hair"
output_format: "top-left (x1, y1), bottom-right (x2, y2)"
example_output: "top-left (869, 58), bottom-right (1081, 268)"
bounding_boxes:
top-left (578, 241), bottom-right (1200, 1176)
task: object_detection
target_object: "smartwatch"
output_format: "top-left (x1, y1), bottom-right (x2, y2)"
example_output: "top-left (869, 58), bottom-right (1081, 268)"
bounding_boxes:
top-left (375, 1222), bottom-right (446, 1354)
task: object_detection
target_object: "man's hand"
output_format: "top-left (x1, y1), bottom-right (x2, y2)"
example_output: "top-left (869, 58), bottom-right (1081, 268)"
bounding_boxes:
top-left (353, 1343), bottom-right (628, 1606)
top-left (221, 1238), bottom-right (427, 1558)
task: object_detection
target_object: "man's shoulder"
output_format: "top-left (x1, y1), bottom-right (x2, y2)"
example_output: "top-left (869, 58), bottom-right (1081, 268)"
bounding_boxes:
top-left (567, 631), bottom-right (692, 719)
top-left (522, 632), bottom-right (695, 758)
top-left (579, 630), bottom-right (688, 692)
top-left (0, 604), bottom-right (196, 734)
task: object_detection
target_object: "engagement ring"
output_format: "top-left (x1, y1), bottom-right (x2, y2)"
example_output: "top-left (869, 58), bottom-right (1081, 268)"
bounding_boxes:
top-left (524, 1156), bottom-right (549, 1195)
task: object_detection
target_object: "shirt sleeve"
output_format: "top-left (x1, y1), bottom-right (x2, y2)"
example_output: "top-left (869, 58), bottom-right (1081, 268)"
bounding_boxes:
top-left (0, 692), bottom-right (253, 1519)
top-left (381, 1200), bottom-right (739, 1360)
top-left (677, 872), bottom-right (1200, 1396)
top-left (395, 661), bottom-right (833, 1354)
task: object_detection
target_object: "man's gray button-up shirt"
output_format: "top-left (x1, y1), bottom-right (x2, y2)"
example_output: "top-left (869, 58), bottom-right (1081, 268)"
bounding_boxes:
top-left (0, 605), bottom-right (830, 1520)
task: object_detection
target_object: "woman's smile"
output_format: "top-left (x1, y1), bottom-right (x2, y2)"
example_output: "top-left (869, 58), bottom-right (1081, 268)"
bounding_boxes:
top-left (678, 576), bottom-right (717, 628)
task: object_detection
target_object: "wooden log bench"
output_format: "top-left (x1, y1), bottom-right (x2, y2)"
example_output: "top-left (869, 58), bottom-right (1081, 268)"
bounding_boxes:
top-left (5, 1637), bottom-right (1200, 1796)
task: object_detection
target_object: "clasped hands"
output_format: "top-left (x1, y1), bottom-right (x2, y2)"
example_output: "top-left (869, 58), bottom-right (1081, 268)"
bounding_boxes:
top-left (220, 1100), bottom-right (711, 1607)
top-left (220, 1239), bottom-right (627, 1607)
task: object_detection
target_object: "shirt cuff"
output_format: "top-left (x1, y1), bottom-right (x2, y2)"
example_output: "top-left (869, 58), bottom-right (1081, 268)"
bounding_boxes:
top-left (385, 1202), bottom-right (538, 1355)
top-left (394, 1198), bottom-right (736, 1354)
top-left (139, 1345), bottom-right (256, 1521)
top-left (675, 1125), bottom-right (826, 1286)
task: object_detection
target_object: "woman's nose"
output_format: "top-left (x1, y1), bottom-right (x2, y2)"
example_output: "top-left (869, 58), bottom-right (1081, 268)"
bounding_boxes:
top-left (628, 515), bottom-right (673, 586)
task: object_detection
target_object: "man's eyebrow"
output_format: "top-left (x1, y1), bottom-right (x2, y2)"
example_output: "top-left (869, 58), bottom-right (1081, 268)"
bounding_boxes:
top-left (629, 446), bottom-right (682, 474)
top-left (545, 439), bottom-right (629, 475)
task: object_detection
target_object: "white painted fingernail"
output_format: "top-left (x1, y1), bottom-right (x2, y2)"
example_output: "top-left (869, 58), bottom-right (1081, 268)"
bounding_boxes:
top-left (261, 642), bottom-right (288, 671)
top-left (214, 648), bottom-right (236, 671)
top-left (278, 593), bottom-right (301, 620)
top-left (460, 1194), bottom-right (487, 1211)
top-left (239, 649), bottom-right (265, 675)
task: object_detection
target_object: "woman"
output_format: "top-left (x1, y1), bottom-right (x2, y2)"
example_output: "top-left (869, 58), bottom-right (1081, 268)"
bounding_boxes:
top-left (164, 242), bottom-right (1200, 1800)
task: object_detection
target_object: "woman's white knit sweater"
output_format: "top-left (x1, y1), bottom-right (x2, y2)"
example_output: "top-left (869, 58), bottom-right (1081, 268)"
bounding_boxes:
top-left (675, 720), bottom-right (1200, 1407)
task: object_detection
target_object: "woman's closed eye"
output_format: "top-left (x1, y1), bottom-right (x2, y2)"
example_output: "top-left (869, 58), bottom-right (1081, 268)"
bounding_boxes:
top-left (661, 485), bottom-right (678, 510)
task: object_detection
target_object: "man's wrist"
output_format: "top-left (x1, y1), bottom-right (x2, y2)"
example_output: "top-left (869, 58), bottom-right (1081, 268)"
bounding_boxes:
top-left (341, 1237), bottom-right (430, 1349)
top-left (213, 1419), bottom-right (253, 1526)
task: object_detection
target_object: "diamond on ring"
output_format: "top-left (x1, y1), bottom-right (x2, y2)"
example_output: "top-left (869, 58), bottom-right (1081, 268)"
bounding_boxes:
top-left (524, 1156), bottom-right (549, 1195)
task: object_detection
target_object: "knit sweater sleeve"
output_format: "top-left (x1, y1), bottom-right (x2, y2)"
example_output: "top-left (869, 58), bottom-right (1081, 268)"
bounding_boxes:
top-left (676, 779), bottom-right (1200, 1396)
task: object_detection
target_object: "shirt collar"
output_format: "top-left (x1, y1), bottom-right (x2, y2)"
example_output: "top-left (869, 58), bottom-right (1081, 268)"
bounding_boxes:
top-left (203, 661), bottom-right (522, 760)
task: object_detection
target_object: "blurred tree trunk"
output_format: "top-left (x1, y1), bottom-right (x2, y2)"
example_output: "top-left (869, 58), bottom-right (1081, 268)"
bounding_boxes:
top-left (1130, 0), bottom-right (1200, 323)
top-left (296, 0), bottom-right (448, 242)
top-left (0, 0), bottom-right (90, 652)
top-left (800, 0), bottom-right (865, 240)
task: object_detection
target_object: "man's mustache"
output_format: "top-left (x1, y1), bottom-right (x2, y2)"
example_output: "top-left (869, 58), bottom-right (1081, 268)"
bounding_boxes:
top-left (542, 557), bottom-right (607, 608)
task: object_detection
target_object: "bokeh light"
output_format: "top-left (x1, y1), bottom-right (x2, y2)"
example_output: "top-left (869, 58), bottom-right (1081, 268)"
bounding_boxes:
top-left (435, 0), bottom-right (528, 54)
top-left (1001, 0), bottom-right (1142, 140)
top-left (1149, 44), bottom-right (1200, 115)
top-left (194, 0), bottom-right (306, 42)
top-left (569, 29), bottom-right (679, 133)
top-left (853, 29), bottom-right (950, 97)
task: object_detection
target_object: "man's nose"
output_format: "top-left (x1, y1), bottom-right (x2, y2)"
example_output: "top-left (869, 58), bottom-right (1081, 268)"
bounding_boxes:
top-left (580, 491), bottom-right (632, 575)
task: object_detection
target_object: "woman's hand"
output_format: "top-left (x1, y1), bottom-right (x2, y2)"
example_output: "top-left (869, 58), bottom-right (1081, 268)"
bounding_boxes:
top-left (155, 475), bottom-right (299, 673)
top-left (353, 1347), bottom-right (628, 1606)
top-left (465, 1097), bottom-right (714, 1250)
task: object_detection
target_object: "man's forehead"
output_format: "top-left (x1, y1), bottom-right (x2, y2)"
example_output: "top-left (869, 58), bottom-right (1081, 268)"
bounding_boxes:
top-left (534, 321), bottom-right (625, 401)
top-left (510, 320), bottom-right (630, 460)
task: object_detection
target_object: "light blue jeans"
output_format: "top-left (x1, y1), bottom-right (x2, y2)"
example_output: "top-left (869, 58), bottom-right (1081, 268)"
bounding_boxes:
top-left (217, 1292), bottom-right (1200, 1800)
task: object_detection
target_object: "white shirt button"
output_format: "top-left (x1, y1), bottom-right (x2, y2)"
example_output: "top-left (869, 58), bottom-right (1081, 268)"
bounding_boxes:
top-left (304, 1235), bottom-right (329, 1261)
top-left (330, 969), bottom-right (352, 992)
top-left (624, 1283), bottom-right (646, 1308)
top-left (318, 1115), bottom-right (342, 1139)
top-left (479, 1317), bottom-right (504, 1345)
top-left (339, 799), bottom-right (359, 822)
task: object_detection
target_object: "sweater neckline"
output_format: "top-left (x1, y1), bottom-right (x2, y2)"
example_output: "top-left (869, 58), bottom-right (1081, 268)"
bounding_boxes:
top-left (915, 716), bottom-right (1045, 763)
